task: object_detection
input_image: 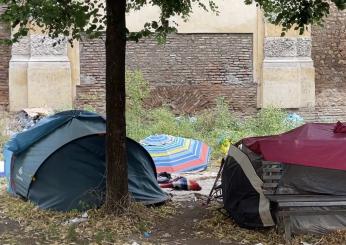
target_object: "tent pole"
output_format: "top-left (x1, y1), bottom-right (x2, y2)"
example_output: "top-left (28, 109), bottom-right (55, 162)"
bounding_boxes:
top-left (205, 157), bottom-right (225, 205)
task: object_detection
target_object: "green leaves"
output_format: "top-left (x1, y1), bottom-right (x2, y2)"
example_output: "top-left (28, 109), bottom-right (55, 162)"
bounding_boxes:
top-left (0, 0), bottom-right (106, 44)
top-left (248, 0), bottom-right (344, 35)
top-left (332, 0), bottom-right (346, 10)
top-left (0, 0), bottom-right (218, 44)
top-left (0, 0), bottom-right (343, 44)
top-left (127, 0), bottom-right (218, 42)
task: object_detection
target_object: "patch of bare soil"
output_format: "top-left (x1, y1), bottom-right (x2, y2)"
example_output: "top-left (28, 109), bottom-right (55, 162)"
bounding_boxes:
top-left (139, 200), bottom-right (230, 245)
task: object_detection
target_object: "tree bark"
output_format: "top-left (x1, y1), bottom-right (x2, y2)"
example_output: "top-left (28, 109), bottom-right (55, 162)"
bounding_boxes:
top-left (105, 0), bottom-right (128, 211)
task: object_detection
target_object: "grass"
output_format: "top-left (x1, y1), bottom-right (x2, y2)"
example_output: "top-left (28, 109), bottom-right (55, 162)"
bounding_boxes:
top-left (0, 71), bottom-right (301, 161)
top-left (0, 71), bottom-right (345, 243)
top-left (0, 188), bottom-right (177, 244)
top-left (125, 70), bottom-right (302, 160)
top-left (0, 71), bottom-right (307, 243)
top-left (0, 111), bottom-right (9, 161)
top-left (2, 185), bottom-right (346, 245)
top-left (196, 205), bottom-right (346, 245)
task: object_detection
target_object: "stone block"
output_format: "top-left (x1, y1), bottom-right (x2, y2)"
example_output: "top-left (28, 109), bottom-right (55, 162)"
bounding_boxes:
top-left (27, 61), bottom-right (72, 109)
top-left (9, 61), bottom-right (28, 111)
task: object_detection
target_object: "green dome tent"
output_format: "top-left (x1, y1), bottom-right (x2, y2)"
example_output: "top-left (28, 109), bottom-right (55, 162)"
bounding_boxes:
top-left (4, 110), bottom-right (168, 211)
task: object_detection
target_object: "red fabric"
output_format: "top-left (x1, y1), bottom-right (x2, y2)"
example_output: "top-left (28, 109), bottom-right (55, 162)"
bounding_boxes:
top-left (159, 177), bottom-right (202, 190)
top-left (334, 121), bottom-right (346, 133)
top-left (242, 123), bottom-right (346, 171)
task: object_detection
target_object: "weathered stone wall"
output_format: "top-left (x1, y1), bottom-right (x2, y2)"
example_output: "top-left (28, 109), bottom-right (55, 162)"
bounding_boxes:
top-left (75, 6), bottom-right (346, 122)
top-left (75, 83), bottom-right (257, 116)
top-left (79, 36), bottom-right (106, 85)
top-left (0, 6), bottom-right (10, 108)
top-left (80, 33), bottom-right (253, 85)
top-left (77, 33), bottom-right (256, 115)
top-left (261, 36), bottom-right (315, 108)
top-left (309, 4), bottom-right (346, 122)
top-left (126, 34), bottom-right (253, 85)
top-left (75, 83), bottom-right (105, 113)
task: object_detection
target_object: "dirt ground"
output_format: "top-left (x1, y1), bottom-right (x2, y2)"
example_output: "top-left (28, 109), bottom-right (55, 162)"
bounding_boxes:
top-left (0, 193), bottom-right (259, 245)
top-left (131, 200), bottom-right (235, 245)
top-left (0, 170), bottom-right (342, 245)
top-left (0, 169), bottom-right (233, 245)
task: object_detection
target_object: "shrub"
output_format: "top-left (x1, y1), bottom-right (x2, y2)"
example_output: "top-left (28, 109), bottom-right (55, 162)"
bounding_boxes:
top-left (244, 107), bottom-right (294, 136)
top-left (125, 70), bottom-right (302, 160)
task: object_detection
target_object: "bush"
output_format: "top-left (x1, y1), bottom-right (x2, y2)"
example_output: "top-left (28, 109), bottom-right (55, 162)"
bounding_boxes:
top-left (125, 70), bottom-right (302, 160)
top-left (244, 107), bottom-right (294, 136)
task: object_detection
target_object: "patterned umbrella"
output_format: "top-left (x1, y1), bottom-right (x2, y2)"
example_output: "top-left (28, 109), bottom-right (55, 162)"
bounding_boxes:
top-left (140, 134), bottom-right (211, 173)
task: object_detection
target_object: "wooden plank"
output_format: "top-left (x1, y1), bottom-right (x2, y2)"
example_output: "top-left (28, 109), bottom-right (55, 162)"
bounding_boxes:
top-left (263, 175), bottom-right (282, 180)
top-left (263, 168), bottom-right (282, 173)
top-left (262, 161), bottom-right (281, 165)
top-left (268, 195), bottom-right (346, 203)
top-left (278, 209), bottom-right (346, 216)
top-left (263, 183), bottom-right (278, 188)
top-left (279, 201), bottom-right (346, 207)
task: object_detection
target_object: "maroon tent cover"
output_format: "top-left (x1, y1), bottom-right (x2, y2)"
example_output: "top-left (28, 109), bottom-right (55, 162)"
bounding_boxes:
top-left (242, 123), bottom-right (346, 171)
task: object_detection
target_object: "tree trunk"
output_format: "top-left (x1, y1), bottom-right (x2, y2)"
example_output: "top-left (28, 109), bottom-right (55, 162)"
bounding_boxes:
top-left (105, 0), bottom-right (128, 211)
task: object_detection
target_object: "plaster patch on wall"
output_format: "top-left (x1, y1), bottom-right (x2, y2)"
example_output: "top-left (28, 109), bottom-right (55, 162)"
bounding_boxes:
top-left (80, 75), bottom-right (97, 84)
top-left (225, 73), bottom-right (241, 83)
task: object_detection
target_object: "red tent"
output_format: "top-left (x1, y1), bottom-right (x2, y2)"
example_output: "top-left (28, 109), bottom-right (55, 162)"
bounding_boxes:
top-left (242, 123), bottom-right (346, 171)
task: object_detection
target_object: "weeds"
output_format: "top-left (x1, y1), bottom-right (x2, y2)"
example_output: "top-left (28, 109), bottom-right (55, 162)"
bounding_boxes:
top-left (0, 112), bottom-right (9, 161)
top-left (0, 71), bottom-right (301, 161)
top-left (125, 71), bottom-right (302, 160)
top-left (0, 190), bottom-right (177, 244)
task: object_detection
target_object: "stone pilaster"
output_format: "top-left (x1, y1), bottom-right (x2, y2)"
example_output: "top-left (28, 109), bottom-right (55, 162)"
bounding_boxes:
top-left (27, 34), bottom-right (72, 109)
top-left (260, 26), bottom-right (315, 108)
top-left (9, 37), bottom-right (30, 111)
top-left (9, 33), bottom-right (73, 111)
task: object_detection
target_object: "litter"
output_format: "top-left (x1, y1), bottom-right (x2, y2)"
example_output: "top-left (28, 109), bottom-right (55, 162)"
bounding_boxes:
top-left (63, 212), bottom-right (88, 225)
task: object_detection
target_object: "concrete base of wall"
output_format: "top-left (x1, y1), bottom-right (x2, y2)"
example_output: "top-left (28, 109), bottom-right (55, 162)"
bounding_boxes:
top-left (261, 57), bottom-right (315, 108)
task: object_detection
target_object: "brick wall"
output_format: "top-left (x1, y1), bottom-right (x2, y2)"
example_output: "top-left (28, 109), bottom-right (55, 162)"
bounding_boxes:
top-left (0, 5), bottom-right (10, 108)
top-left (79, 36), bottom-right (106, 84)
top-left (126, 34), bottom-right (253, 85)
top-left (77, 6), bottom-right (346, 122)
top-left (75, 83), bottom-right (105, 113)
top-left (309, 4), bottom-right (346, 122)
top-left (75, 83), bottom-right (257, 116)
top-left (77, 33), bottom-right (256, 115)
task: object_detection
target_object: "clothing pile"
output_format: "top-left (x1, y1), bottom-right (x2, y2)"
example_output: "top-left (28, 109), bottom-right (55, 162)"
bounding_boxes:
top-left (157, 172), bottom-right (201, 191)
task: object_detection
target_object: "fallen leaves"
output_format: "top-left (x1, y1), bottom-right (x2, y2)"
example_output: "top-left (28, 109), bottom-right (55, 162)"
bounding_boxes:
top-left (0, 191), bottom-right (177, 244)
top-left (196, 204), bottom-right (346, 245)
top-left (2, 189), bottom-right (346, 244)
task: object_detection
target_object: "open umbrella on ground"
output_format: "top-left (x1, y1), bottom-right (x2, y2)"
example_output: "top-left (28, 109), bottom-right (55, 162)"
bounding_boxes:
top-left (140, 134), bottom-right (211, 173)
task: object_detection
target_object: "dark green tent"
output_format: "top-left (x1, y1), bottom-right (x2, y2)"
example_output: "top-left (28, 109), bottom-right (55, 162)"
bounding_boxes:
top-left (4, 110), bottom-right (168, 211)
